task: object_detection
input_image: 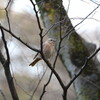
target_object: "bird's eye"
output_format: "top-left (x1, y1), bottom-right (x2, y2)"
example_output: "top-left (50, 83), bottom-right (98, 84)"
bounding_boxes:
top-left (49, 38), bottom-right (56, 42)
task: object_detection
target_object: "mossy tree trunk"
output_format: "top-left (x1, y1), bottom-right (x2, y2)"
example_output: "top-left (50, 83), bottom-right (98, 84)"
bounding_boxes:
top-left (35, 0), bottom-right (100, 100)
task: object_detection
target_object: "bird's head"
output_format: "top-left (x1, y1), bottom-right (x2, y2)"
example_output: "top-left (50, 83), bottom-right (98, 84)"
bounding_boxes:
top-left (46, 38), bottom-right (56, 46)
top-left (47, 38), bottom-right (56, 45)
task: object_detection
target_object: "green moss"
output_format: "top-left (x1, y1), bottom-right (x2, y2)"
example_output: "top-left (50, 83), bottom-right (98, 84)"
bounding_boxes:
top-left (69, 33), bottom-right (96, 75)
top-left (37, 2), bottom-right (57, 23)
top-left (36, 0), bottom-right (65, 23)
top-left (97, 90), bottom-right (100, 98)
top-left (80, 87), bottom-right (92, 100)
top-left (82, 95), bottom-right (90, 100)
top-left (80, 87), bottom-right (100, 100)
top-left (47, 8), bottom-right (56, 23)
top-left (69, 33), bottom-right (89, 66)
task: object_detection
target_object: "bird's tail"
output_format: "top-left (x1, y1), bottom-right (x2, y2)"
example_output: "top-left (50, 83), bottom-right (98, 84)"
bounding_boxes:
top-left (29, 58), bottom-right (41, 66)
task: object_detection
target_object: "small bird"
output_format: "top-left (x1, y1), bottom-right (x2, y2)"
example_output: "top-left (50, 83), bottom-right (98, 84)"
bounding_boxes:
top-left (29, 38), bottom-right (56, 67)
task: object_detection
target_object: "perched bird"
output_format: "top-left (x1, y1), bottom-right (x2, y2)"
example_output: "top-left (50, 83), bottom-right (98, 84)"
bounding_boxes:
top-left (29, 38), bottom-right (56, 67)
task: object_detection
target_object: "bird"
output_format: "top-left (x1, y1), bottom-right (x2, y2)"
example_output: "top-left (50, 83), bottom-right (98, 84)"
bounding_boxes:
top-left (29, 38), bottom-right (56, 67)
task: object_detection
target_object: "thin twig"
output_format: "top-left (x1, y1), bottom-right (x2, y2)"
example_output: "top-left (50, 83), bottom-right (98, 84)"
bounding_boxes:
top-left (0, 25), bottom-right (40, 53)
top-left (0, 89), bottom-right (6, 100)
top-left (80, 75), bottom-right (100, 89)
top-left (43, 19), bottom-right (65, 37)
top-left (5, 0), bottom-right (12, 31)
top-left (70, 17), bottom-right (100, 22)
top-left (90, 0), bottom-right (100, 5)
top-left (14, 77), bottom-right (31, 96)
top-left (30, 0), bottom-right (43, 32)
top-left (66, 0), bottom-right (70, 13)
top-left (29, 68), bottom-right (47, 100)
top-left (41, 53), bottom-right (65, 90)
top-left (30, 0), bottom-right (43, 53)
top-left (61, 47), bottom-right (100, 100)
top-left (66, 47), bottom-right (100, 89)
top-left (5, 0), bottom-right (12, 9)
top-left (62, 4), bottom-right (100, 39)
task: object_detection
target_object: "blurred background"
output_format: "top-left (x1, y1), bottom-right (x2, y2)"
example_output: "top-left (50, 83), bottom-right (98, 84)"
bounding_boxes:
top-left (0, 0), bottom-right (100, 100)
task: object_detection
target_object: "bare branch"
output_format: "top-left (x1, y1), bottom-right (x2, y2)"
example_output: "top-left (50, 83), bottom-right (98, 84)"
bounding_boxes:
top-left (5, 0), bottom-right (12, 31)
top-left (66, 47), bottom-right (100, 89)
top-left (43, 19), bottom-right (65, 37)
top-left (30, 0), bottom-right (43, 52)
top-left (29, 68), bottom-right (47, 100)
top-left (39, 48), bottom-right (65, 99)
top-left (66, 0), bottom-right (70, 13)
top-left (70, 17), bottom-right (100, 22)
top-left (1, 28), bottom-right (10, 64)
top-left (10, 64), bottom-right (31, 97)
top-left (62, 4), bottom-right (100, 39)
top-left (90, 0), bottom-right (100, 5)
top-left (0, 89), bottom-right (6, 100)
top-left (14, 78), bottom-right (31, 96)
top-left (5, 0), bottom-right (12, 9)
top-left (80, 75), bottom-right (100, 90)
top-left (30, 0), bottom-right (43, 32)
top-left (0, 25), bottom-right (40, 53)
top-left (0, 28), bottom-right (19, 100)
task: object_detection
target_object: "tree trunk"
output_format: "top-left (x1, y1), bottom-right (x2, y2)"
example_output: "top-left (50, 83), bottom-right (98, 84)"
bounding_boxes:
top-left (35, 0), bottom-right (100, 100)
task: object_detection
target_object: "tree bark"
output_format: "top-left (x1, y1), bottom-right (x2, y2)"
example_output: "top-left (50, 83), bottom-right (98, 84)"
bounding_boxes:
top-left (35, 0), bottom-right (100, 100)
top-left (0, 51), bottom-right (19, 100)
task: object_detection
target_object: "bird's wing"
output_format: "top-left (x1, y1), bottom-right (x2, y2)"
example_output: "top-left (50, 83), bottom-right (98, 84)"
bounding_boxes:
top-left (43, 43), bottom-right (51, 58)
